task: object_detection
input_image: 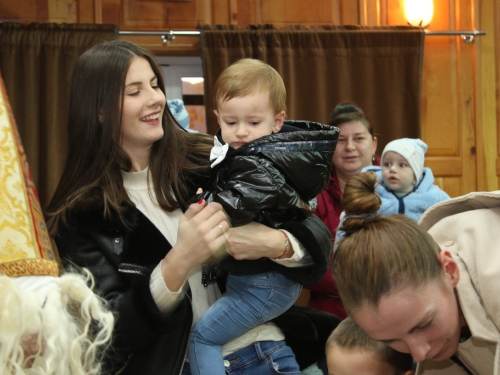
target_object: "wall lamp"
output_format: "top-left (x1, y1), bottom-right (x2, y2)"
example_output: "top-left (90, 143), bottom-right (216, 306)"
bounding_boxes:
top-left (403, 0), bottom-right (486, 43)
top-left (405, 0), bottom-right (434, 28)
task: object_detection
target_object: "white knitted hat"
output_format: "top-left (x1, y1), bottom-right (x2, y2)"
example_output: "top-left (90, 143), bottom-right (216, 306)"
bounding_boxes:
top-left (382, 138), bottom-right (428, 182)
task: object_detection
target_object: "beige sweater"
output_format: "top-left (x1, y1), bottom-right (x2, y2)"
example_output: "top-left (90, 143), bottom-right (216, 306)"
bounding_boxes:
top-left (417, 191), bottom-right (500, 375)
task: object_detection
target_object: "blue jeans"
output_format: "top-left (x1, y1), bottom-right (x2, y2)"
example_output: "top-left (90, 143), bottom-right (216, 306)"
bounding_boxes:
top-left (182, 340), bottom-right (300, 375)
top-left (189, 271), bottom-right (302, 375)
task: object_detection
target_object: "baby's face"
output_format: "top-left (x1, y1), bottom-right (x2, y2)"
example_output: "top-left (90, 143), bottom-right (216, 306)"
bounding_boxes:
top-left (326, 346), bottom-right (397, 375)
top-left (214, 91), bottom-right (284, 149)
top-left (381, 151), bottom-right (416, 195)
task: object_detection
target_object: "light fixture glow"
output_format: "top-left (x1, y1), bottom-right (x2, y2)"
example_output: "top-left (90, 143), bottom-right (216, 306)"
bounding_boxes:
top-left (181, 77), bottom-right (204, 85)
top-left (405, 0), bottom-right (434, 27)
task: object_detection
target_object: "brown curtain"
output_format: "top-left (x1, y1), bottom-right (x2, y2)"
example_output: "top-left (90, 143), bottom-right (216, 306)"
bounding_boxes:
top-left (200, 25), bottom-right (424, 154)
top-left (0, 23), bottom-right (117, 208)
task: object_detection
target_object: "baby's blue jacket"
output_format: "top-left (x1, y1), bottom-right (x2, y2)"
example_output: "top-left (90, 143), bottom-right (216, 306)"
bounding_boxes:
top-left (334, 166), bottom-right (450, 250)
top-left (361, 165), bottom-right (450, 221)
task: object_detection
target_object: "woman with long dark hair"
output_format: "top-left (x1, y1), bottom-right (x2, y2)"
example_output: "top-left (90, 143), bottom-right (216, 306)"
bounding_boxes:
top-left (46, 39), bottom-right (333, 374)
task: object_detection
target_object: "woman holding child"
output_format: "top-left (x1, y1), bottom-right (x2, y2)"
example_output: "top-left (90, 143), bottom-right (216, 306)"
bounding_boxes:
top-left (45, 39), bottom-right (333, 374)
top-left (332, 171), bottom-right (500, 375)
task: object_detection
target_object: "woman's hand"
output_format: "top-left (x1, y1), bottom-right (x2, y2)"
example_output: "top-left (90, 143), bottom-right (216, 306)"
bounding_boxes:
top-left (226, 222), bottom-right (292, 260)
top-left (161, 200), bottom-right (229, 291)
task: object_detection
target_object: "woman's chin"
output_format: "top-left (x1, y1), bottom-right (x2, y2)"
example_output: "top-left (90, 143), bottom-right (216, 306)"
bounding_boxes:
top-left (430, 342), bottom-right (457, 362)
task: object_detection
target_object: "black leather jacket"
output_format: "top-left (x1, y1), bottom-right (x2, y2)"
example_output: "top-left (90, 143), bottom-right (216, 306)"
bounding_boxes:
top-left (55, 204), bottom-right (336, 374)
top-left (198, 120), bottom-right (338, 282)
top-left (200, 120), bottom-right (338, 228)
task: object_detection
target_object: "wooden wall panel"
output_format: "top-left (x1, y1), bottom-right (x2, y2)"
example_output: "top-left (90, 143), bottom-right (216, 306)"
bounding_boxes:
top-left (496, 0), bottom-right (500, 190)
top-left (48, 0), bottom-right (77, 23)
top-left (475, 0), bottom-right (499, 191)
top-left (0, 0), bottom-right (50, 22)
top-left (386, 0), bottom-right (404, 25)
top-left (421, 36), bottom-right (461, 158)
top-left (363, 0), bottom-right (385, 26)
top-left (339, 0), bottom-right (360, 25)
top-left (259, 0), bottom-right (333, 25)
top-left (233, 0), bottom-right (257, 26)
top-left (119, 0), bottom-right (208, 30)
top-left (439, 176), bottom-right (462, 198)
top-left (223, 0), bottom-right (389, 27)
top-left (2, 0), bottom-right (499, 196)
top-left (210, 0), bottom-right (230, 24)
top-left (77, 0), bottom-right (101, 23)
top-left (101, 0), bottom-right (120, 24)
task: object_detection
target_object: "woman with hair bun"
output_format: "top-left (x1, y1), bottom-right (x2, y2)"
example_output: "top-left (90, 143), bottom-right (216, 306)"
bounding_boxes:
top-left (332, 171), bottom-right (500, 375)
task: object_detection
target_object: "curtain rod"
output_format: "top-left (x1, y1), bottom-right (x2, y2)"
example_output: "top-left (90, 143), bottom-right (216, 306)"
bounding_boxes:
top-left (425, 30), bottom-right (486, 43)
top-left (119, 30), bottom-right (200, 44)
top-left (118, 29), bottom-right (487, 44)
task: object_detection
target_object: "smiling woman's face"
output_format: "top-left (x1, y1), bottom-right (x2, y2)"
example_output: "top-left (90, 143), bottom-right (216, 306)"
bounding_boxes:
top-left (351, 270), bottom-right (463, 364)
top-left (332, 120), bottom-right (377, 178)
top-left (120, 57), bottom-right (165, 160)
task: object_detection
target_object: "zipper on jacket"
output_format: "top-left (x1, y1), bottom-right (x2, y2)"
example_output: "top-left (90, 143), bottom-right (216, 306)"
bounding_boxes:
top-left (179, 292), bottom-right (193, 375)
top-left (118, 263), bottom-right (149, 276)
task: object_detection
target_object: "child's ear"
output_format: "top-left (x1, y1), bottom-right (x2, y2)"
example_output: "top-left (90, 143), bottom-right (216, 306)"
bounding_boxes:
top-left (213, 109), bottom-right (221, 125)
top-left (272, 111), bottom-right (286, 133)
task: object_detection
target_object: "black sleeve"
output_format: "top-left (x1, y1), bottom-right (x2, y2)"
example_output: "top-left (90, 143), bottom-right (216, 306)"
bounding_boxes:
top-left (202, 157), bottom-right (285, 227)
top-left (279, 214), bottom-right (332, 285)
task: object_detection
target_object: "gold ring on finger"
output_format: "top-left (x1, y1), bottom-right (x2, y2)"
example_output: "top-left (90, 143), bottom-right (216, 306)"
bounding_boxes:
top-left (217, 224), bottom-right (230, 242)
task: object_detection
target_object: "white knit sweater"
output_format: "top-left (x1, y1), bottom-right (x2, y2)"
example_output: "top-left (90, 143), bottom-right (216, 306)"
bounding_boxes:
top-left (121, 167), bottom-right (311, 356)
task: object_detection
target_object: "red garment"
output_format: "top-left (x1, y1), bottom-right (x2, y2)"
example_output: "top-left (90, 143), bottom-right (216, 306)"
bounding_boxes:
top-left (307, 158), bottom-right (381, 319)
top-left (315, 172), bottom-right (344, 237)
top-left (306, 173), bottom-right (347, 319)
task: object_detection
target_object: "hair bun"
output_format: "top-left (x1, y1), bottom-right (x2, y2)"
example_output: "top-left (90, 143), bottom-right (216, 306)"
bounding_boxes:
top-left (341, 171), bottom-right (381, 232)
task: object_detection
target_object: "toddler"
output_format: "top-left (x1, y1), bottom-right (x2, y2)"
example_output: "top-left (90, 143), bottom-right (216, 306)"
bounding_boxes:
top-left (326, 316), bottom-right (414, 375)
top-left (188, 58), bottom-right (338, 375)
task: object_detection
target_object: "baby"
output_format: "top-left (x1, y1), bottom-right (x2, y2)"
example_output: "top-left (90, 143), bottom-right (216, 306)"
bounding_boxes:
top-left (334, 138), bottom-right (449, 250)
top-left (326, 316), bottom-right (414, 375)
top-left (363, 137), bottom-right (450, 221)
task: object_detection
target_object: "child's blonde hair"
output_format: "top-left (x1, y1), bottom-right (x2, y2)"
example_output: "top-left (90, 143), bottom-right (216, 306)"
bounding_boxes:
top-left (0, 270), bottom-right (114, 375)
top-left (213, 58), bottom-right (286, 115)
top-left (326, 317), bottom-right (413, 375)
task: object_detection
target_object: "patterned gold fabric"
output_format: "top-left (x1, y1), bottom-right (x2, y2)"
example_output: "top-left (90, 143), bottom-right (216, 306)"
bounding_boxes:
top-left (0, 73), bottom-right (59, 277)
